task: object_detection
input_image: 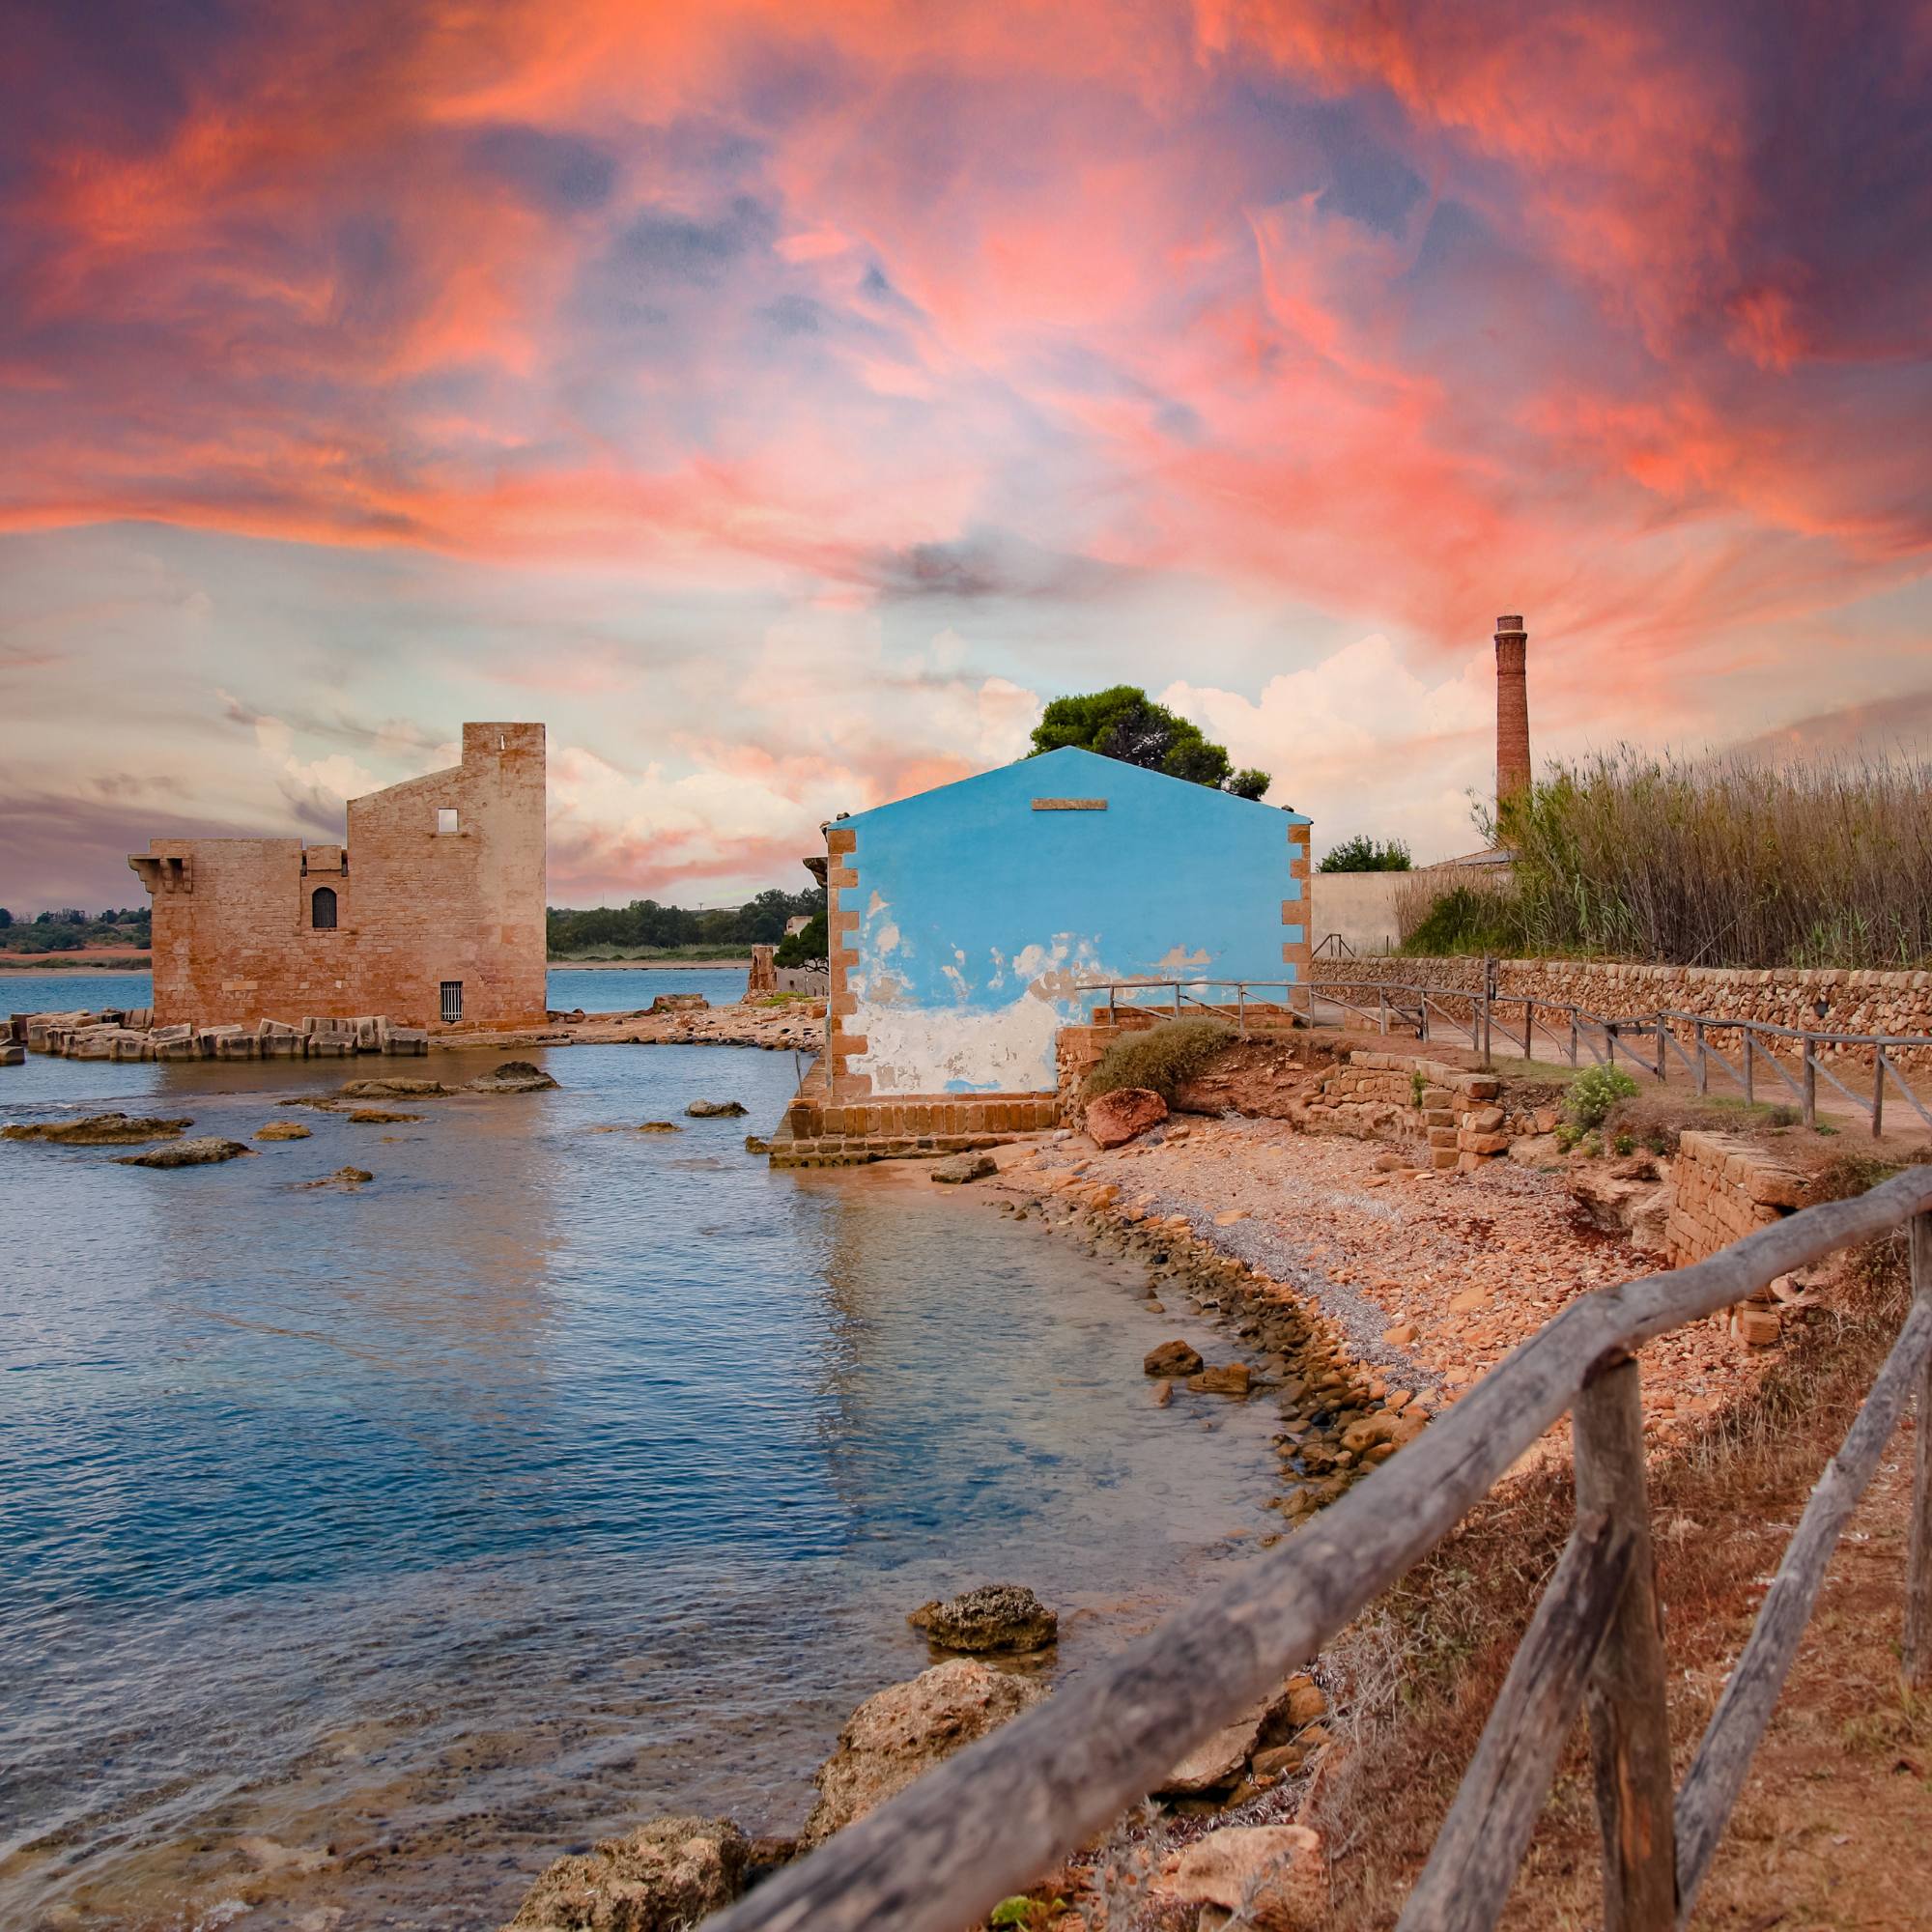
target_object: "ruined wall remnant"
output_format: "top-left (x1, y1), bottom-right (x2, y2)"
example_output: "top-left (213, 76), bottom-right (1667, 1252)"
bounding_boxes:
top-left (129, 723), bottom-right (547, 1032)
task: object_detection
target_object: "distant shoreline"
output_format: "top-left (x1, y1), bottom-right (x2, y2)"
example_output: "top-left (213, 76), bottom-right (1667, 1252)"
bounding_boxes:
top-left (0, 953), bottom-right (151, 972)
top-left (546, 958), bottom-right (751, 971)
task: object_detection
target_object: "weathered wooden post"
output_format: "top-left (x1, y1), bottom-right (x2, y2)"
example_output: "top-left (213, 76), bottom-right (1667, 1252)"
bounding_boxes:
top-left (1743, 1031), bottom-right (1755, 1105)
top-left (1574, 1352), bottom-right (1676, 1929)
top-left (1908, 1211), bottom-right (1932, 1689)
top-left (1523, 998), bottom-right (1533, 1063)
top-left (1874, 1050), bottom-right (1887, 1140)
top-left (1236, 983), bottom-right (1247, 1038)
top-left (1654, 1014), bottom-right (1666, 1081)
top-left (1694, 1020), bottom-right (1708, 1096)
top-left (1379, 986), bottom-right (1389, 1037)
top-left (1570, 1009), bottom-right (1579, 1067)
top-left (1802, 1037), bottom-right (1817, 1128)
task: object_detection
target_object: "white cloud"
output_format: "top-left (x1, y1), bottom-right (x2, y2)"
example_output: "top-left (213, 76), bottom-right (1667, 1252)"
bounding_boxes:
top-left (1163, 632), bottom-right (1495, 863)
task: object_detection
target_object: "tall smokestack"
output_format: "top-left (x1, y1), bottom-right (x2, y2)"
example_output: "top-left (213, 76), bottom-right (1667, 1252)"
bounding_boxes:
top-left (1493, 613), bottom-right (1530, 807)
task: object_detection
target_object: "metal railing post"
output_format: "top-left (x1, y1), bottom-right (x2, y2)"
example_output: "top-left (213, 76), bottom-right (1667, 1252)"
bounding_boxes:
top-left (1802, 1037), bottom-right (1816, 1128)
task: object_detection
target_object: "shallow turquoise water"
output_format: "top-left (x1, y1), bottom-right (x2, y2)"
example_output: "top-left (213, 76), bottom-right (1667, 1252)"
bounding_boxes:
top-left (1, 965), bottom-right (743, 1019)
top-left (0, 1044), bottom-right (1275, 1930)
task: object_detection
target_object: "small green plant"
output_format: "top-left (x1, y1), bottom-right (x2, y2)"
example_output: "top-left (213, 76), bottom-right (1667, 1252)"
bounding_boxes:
top-left (989, 1897), bottom-right (1065, 1929)
top-left (1563, 1064), bottom-right (1639, 1132)
top-left (1766, 1104), bottom-right (1800, 1126)
top-left (1612, 1132), bottom-right (1636, 1156)
top-left (1814, 1120), bottom-right (1839, 1136)
top-left (1554, 1122), bottom-right (1583, 1152)
top-left (1085, 1017), bottom-right (1234, 1102)
top-left (1410, 1068), bottom-right (1428, 1108)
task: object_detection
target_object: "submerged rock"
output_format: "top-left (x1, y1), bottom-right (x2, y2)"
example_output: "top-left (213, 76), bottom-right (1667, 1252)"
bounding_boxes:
top-left (804, 1660), bottom-right (1045, 1846)
top-left (929, 1150), bottom-right (997, 1183)
top-left (254, 1122), bottom-right (312, 1142)
top-left (116, 1137), bottom-right (252, 1168)
top-left (466, 1060), bottom-right (559, 1094)
top-left (1085, 1086), bottom-right (1168, 1149)
top-left (909, 1583), bottom-right (1058, 1654)
top-left (348, 1109), bottom-right (422, 1123)
top-left (1143, 1339), bottom-right (1206, 1378)
top-left (685, 1099), bottom-right (748, 1118)
top-left (299, 1166), bottom-right (374, 1189)
top-left (340, 1078), bottom-right (451, 1100)
top-left (5, 1112), bottom-right (191, 1146)
top-left (504, 1815), bottom-right (751, 1931)
top-left (1187, 1363), bottom-right (1253, 1398)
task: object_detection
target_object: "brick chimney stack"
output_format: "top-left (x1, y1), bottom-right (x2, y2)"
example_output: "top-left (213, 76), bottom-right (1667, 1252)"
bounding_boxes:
top-left (1493, 613), bottom-right (1530, 806)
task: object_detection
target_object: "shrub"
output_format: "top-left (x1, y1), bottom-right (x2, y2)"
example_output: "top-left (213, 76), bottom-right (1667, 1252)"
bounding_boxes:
top-left (1320, 834), bottom-right (1412, 872)
top-left (1085, 1017), bottom-right (1233, 1102)
top-left (1564, 1064), bottom-right (1639, 1132)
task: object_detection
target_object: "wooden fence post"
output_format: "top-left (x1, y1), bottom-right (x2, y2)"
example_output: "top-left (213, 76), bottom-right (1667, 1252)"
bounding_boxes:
top-left (1743, 1031), bottom-right (1755, 1105)
top-left (1803, 1036), bottom-right (1817, 1128)
top-left (1573, 1353), bottom-right (1676, 1930)
top-left (1694, 1021), bottom-right (1708, 1096)
top-left (1909, 1212), bottom-right (1932, 1689)
top-left (1570, 1009), bottom-right (1579, 1067)
top-left (1654, 1015), bottom-right (1667, 1082)
top-left (1874, 1051), bottom-right (1887, 1141)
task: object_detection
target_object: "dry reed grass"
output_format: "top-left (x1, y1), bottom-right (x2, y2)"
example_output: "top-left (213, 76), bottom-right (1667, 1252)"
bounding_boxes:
top-left (1399, 748), bottom-right (1932, 969)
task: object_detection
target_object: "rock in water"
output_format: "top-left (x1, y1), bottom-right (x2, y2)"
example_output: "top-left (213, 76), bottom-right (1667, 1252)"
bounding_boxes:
top-left (4, 1113), bottom-right (191, 1145)
top-left (1155, 1824), bottom-right (1325, 1929)
top-left (116, 1137), bottom-right (253, 1168)
top-left (339, 1078), bottom-right (451, 1100)
top-left (299, 1167), bottom-right (374, 1189)
top-left (685, 1099), bottom-right (748, 1118)
top-left (254, 1122), bottom-right (312, 1141)
top-left (504, 1815), bottom-right (751, 1931)
top-left (1144, 1339), bottom-right (1206, 1378)
top-left (1187, 1363), bottom-right (1253, 1398)
top-left (908, 1584), bottom-right (1058, 1654)
top-left (804, 1660), bottom-right (1045, 1845)
top-left (1085, 1086), bottom-right (1169, 1149)
top-left (466, 1061), bottom-right (559, 1094)
top-left (929, 1150), bottom-right (997, 1183)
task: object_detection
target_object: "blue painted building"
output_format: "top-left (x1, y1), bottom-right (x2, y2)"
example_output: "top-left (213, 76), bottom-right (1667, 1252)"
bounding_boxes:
top-left (821, 747), bottom-right (1312, 1106)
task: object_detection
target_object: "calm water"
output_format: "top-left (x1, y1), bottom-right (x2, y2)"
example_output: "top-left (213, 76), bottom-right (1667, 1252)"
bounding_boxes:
top-left (1, 966), bottom-right (744, 1018)
top-left (0, 1043), bottom-right (1276, 1930)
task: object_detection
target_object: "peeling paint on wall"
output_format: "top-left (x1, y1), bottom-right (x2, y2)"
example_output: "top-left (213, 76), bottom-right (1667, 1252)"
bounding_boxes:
top-left (840, 747), bottom-right (1309, 1095)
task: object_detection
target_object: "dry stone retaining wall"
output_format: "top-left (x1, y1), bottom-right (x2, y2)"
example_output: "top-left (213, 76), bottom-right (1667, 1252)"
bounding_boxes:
top-left (1317, 957), bottom-right (1932, 1068)
top-left (1663, 1130), bottom-right (1807, 1267)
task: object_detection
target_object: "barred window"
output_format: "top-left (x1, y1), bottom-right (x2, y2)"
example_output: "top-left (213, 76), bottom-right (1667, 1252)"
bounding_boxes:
top-left (440, 980), bottom-right (464, 1023)
top-left (311, 887), bottom-right (338, 930)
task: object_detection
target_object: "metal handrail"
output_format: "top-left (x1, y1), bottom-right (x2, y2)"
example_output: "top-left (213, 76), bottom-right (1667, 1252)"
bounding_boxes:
top-left (1075, 976), bottom-right (1932, 1138)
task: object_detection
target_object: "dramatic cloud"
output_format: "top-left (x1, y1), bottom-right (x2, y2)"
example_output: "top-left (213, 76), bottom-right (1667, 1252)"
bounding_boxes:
top-left (3, 0), bottom-right (1928, 906)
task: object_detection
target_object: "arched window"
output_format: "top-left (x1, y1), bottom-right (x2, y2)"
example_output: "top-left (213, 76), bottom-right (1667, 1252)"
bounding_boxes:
top-left (311, 886), bottom-right (338, 930)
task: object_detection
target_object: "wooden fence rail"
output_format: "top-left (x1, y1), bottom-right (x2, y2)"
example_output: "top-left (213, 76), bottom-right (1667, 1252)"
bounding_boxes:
top-left (706, 1168), bottom-right (1932, 1932)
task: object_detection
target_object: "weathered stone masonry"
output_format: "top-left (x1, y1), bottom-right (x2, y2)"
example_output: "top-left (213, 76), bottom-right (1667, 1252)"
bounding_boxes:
top-left (130, 723), bottom-right (547, 1034)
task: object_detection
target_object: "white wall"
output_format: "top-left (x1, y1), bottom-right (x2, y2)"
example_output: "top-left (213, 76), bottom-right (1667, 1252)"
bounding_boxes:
top-left (1307, 871), bottom-right (1404, 957)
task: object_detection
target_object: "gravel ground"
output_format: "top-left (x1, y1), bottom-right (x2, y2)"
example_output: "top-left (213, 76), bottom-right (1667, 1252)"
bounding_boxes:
top-left (997, 1114), bottom-right (1780, 1437)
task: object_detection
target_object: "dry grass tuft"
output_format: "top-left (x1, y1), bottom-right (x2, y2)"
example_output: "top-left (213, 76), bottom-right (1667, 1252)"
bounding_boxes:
top-left (1086, 1019), bottom-right (1235, 1103)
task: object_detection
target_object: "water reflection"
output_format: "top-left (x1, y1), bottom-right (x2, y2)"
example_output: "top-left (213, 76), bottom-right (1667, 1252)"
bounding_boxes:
top-left (1, 1045), bottom-right (1272, 1931)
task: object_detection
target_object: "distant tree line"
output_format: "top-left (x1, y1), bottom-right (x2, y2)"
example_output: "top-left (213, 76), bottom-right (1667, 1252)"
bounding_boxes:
top-left (546, 888), bottom-right (822, 956)
top-left (0, 906), bottom-right (152, 951)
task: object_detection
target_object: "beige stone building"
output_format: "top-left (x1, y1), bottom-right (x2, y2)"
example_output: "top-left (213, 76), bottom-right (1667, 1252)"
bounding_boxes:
top-left (129, 723), bottom-right (547, 1032)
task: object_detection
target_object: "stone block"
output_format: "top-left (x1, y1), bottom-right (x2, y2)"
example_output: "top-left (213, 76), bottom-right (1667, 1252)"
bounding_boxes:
top-left (1430, 1148), bottom-right (1460, 1170)
top-left (0, 1043), bottom-right (23, 1066)
top-left (215, 1034), bottom-right (259, 1060)
top-left (259, 1033), bottom-right (300, 1058)
top-left (1463, 1077), bottom-right (1501, 1099)
top-left (1428, 1126), bottom-right (1459, 1149)
top-left (1458, 1130), bottom-right (1511, 1155)
top-left (387, 1028), bottom-right (429, 1055)
top-left (305, 1037), bottom-right (352, 1058)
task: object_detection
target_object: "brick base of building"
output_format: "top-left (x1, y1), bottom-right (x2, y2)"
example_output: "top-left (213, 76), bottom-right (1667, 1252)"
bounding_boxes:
top-left (773, 1059), bottom-right (1062, 1165)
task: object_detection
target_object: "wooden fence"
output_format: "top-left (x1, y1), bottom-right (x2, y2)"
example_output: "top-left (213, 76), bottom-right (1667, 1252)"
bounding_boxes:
top-left (706, 1168), bottom-right (1932, 1932)
top-left (1083, 976), bottom-right (1932, 1140)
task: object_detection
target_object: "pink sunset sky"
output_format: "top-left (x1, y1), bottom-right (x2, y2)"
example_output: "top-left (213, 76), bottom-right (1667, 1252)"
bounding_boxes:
top-left (4, 0), bottom-right (1929, 910)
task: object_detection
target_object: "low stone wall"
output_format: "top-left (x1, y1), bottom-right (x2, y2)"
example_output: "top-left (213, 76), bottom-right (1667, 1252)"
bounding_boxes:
top-left (775, 1058), bottom-right (1059, 1166)
top-left (19, 1009), bottom-right (428, 1061)
top-left (1315, 957), bottom-right (1932, 1068)
top-left (1663, 1129), bottom-right (1807, 1269)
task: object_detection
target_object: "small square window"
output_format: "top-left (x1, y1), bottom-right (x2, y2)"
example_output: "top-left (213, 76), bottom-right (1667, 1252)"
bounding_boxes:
top-left (437, 808), bottom-right (458, 834)
top-left (440, 980), bottom-right (464, 1023)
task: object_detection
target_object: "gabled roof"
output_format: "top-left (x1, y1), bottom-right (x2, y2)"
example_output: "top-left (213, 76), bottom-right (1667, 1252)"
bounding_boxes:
top-left (848, 746), bottom-right (1308, 825)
